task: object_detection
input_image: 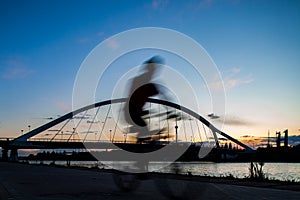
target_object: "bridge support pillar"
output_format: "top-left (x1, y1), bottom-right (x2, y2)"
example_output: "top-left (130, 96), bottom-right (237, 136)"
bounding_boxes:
top-left (1, 149), bottom-right (8, 161)
top-left (9, 148), bottom-right (19, 162)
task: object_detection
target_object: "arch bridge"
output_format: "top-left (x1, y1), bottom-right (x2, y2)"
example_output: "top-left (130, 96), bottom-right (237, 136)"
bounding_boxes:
top-left (0, 98), bottom-right (253, 161)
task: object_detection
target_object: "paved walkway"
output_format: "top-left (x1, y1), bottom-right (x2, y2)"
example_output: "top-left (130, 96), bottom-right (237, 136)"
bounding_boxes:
top-left (0, 162), bottom-right (299, 200)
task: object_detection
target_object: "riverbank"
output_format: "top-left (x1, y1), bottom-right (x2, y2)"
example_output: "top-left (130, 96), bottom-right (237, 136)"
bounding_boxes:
top-left (35, 161), bottom-right (300, 191)
top-left (1, 162), bottom-right (300, 200)
top-left (22, 160), bottom-right (300, 183)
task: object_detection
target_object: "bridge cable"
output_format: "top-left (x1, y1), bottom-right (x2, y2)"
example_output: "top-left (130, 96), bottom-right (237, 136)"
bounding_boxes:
top-left (196, 120), bottom-right (203, 143)
top-left (175, 109), bottom-right (178, 142)
top-left (148, 102), bottom-right (151, 127)
top-left (202, 123), bottom-right (209, 143)
top-left (67, 110), bottom-right (88, 142)
top-left (97, 105), bottom-right (111, 142)
top-left (189, 117), bottom-right (195, 143)
top-left (158, 104), bottom-right (161, 140)
top-left (50, 118), bottom-right (72, 142)
top-left (181, 112), bottom-right (188, 142)
top-left (112, 106), bottom-right (121, 142)
top-left (94, 106), bottom-right (106, 141)
top-left (125, 124), bottom-right (129, 143)
top-left (166, 106), bottom-right (170, 141)
top-left (83, 106), bottom-right (101, 142)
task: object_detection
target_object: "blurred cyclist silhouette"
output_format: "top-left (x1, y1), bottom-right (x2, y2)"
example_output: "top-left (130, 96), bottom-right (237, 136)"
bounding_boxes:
top-left (124, 56), bottom-right (165, 140)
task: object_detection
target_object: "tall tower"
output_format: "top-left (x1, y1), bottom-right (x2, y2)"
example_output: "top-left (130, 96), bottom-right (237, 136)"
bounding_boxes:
top-left (284, 129), bottom-right (288, 147)
top-left (276, 131), bottom-right (281, 148)
top-left (267, 130), bottom-right (270, 148)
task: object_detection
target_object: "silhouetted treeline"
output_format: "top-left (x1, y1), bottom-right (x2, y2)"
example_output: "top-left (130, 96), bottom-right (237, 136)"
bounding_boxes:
top-left (27, 151), bottom-right (96, 161)
top-left (25, 144), bottom-right (300, 162)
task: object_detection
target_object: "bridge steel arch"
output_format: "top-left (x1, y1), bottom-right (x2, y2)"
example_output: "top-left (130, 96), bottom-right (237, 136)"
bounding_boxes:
top-left (12, 98), bottom-right (253, 152)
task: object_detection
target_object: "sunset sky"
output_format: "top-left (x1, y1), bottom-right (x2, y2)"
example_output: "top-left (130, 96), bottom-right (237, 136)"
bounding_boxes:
top-left (0, 0), bottom-right (299, 146)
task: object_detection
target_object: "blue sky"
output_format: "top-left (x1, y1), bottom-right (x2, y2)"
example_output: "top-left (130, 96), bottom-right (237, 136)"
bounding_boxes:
top-left (0, 0), bottom-right (299, 141)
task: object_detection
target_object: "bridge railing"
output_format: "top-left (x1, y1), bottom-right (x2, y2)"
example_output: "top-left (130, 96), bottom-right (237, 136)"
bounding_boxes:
top-left (0, 137), bottom-right (14, 141)
top-left (27, 137), bottom-right (138, 144)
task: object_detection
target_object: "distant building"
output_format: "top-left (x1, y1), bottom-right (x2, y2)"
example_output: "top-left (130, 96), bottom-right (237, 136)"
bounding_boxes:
top-left (284, 129), bottom-right (288, 147)
top-left (276, 131), bottom-right (281, 148)
top-left (276, 130), bottom-right (288, 148)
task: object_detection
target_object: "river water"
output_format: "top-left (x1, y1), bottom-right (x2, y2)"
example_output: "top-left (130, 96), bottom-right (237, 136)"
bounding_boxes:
top-left (158, 162), bottom-right (300, 182)
top-left (27, 160), bottom-right (300, 182)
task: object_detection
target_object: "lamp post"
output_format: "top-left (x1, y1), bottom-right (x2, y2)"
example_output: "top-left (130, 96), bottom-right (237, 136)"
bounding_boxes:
top-left (73, 128), bottom-right (76, 142)
top-left (109, 129), bottom-right (112, 142)
top-left (21, 129), bottom-right (24, 136)
top-left (28, 125), bottom-right (31, 132)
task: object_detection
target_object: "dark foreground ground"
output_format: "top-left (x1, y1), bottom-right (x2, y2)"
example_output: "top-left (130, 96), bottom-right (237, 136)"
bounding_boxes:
top-left (0, 162), bottom-right (299, 200)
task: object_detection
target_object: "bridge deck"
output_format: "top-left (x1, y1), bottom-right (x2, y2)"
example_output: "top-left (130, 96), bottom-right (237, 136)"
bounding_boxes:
top-left (0, 138), bottom-right (173, 150)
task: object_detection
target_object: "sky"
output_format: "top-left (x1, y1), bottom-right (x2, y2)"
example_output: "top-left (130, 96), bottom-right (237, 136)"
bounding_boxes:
top-left (0, 0), bottom-right (300, 147)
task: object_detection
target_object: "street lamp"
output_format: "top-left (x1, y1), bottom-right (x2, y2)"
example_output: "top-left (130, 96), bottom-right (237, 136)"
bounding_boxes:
top-left (175, 125), bottom-right (178, 143)
top-left (109, 129), bottom-right (112, 142)
top-left (28, 125), bottom-right (31, 132)
top-left (73, 128), bottom-right (76, 141)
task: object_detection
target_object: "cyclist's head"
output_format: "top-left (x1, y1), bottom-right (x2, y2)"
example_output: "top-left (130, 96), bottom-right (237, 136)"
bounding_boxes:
top-left (143, 55), bottom-right (164, 74)
top-left (144, 55), bottom-right (164, 65)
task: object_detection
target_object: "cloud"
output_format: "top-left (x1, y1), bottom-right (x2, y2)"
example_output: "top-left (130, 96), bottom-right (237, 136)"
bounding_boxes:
top-left (77, 31), bottom-right (106, 45)
top-left (207, 67), bottom-right (253, 90)
top-left (55, 100), bottom-right (71, 112)
top-left (223, 115), bottom-right (253, 126)
top-left (191, 0), bottom-right (239, 10)
top-left (238, 135), bottom-right (300, 148)
top-left (97, 31), bottom-right (105, 37)
top-left (288, 135), bottom-right (300, 146)
top-left (2, 67), bottom-right (33, 79)
top-left (210, 114), bottom-right (253, 127)
top-left (78, 37), bottom-right (90, 44)
top-left (1, 59), bottom-right (34, 79)
top-left (224, 67), bottom-right (253, 89)
top-left (259, 135), bottom-right (300, 147)
top-left (225, 77), bottom-right (253, 89)
top-left (241, 135), bottom-right (254, 138)
top-left (187, 0), bottom-right (215, 11)
top-left (106, 38), bottom-right (120, 50)
top-left (151, 0), bottom-right (169, 10)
